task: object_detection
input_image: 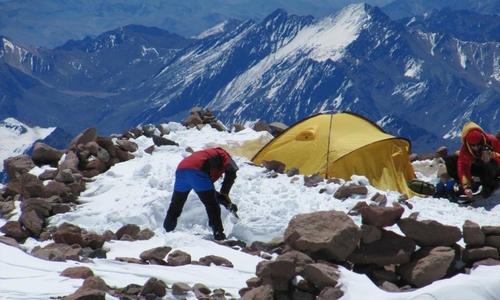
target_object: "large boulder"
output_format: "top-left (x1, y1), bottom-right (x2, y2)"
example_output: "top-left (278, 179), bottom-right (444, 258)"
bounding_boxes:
top-left (19, 210), bottom-right (45, 237)
top-left (58, 151), bottom-right (80, 172)
top-left (63, 276), bottom-right (107, 300)
top-left (397, 246), bottom-right (456, 287)
top-left (167, 250), bottom-right (191, 266)
top-left (300, 262), bottom-right (340, 290)
top-left (3, 154), bottom-right (35, 181)
top-left (69, 127), bottom-right (98, 150)
top-left (347, 229), bottom-right (416, 265)
top-left (32, 142), bottom-right (65, 166)
top-left (0, 221), bottom-right (31, 241)
top-left (139, 246), bottom-right (172, 261)
top-left (361, 201), bottom-right (405, 228)
top-left (462, 246), bottom-right (499, 263)
top-left (284, 210), bottom-right (362, 261)
top-left (463, 220), bottom-right (485, 247)
top-left (21, 198), bottom-right (52, 217)
top-left (240, 284), bottom-right (274, 300)
top-left (256, 259), bottom-right (295, 291)
top-left (60, 266), bottom-right (95, 279)
top-left (275, 250), bottom-right (314, 274)
top-left (21, 173), bottom-right (45, 198)
top-left (397, 218), bottom-right (462, 247)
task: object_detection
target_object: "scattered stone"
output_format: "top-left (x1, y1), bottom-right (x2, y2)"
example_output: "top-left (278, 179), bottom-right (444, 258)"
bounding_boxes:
top-left (172, 282), bottom-right (192, 295)
top-left (60, 266), bottom-right (94, 279)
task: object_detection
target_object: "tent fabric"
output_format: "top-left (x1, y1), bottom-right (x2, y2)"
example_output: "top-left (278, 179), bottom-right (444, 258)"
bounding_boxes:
top-left (251, 112), bottom-right (417, 196)
top-left (221, 133), bottom-right (274, 160)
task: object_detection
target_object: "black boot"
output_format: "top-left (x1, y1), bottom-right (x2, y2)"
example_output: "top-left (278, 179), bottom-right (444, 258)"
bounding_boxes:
top-left (163, 216), bottom-right (177, 232)
top-left (163, 191), bottom-right (190, 232)
top-left (213, 231), bottom-right (226, 241)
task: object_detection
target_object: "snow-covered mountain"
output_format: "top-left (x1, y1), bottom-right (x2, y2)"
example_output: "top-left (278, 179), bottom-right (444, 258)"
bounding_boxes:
top-left (0, 118), bottom-right (73, 182)
top-left (0, 26), bottom-right (195, 135)
top-left (118, 4), bottom-right (500, 153)
top-left (1, 4), bottom-right (500, 154)
top-left (0, 0), bottom-right (394, 49)
top-left (3, 0), bottom-right (498, 50)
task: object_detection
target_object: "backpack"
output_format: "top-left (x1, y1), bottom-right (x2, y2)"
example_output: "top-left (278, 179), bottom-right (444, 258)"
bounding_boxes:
top-left (408, 179), bottom-right (435, 196)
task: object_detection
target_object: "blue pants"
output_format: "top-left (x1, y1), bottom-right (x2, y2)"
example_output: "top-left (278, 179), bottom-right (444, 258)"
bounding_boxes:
top-left (173, 169), bottom-right (214, 192)
top-left (164, 169), bottom-right (223, 234)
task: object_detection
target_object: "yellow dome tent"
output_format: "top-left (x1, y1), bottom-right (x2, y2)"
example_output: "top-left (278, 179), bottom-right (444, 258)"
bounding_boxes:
top-left (251, 112), bottom-right (417, 196)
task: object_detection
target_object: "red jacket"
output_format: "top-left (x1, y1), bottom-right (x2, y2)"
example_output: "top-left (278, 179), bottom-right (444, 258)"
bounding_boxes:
top-left (177, 147), bottom-right (238, 194)
top-left (457, 122), bottom-right (500, 189)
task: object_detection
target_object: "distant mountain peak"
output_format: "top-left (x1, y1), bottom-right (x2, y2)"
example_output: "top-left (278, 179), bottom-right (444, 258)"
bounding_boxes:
top-left (0, 118), bottom-right (55, 173)
top-left (265, 8), bottom-right (290, 19)
top-left (3, 6), bottom-right (500, 156)
top-left (404, 7), bottom-right (500, 42)
top-left (193, 19), bottom-right (243, 40)
top-left (55, 25), bottom-right (191, 52)
top-left (304, 3), bottom-right (375, 62)
top-left (0, 118), bottom-right (74, 182)
top-left (0, 118), bottom-right (29, 135)
top-left (204, 4), bottom-right (378, 108)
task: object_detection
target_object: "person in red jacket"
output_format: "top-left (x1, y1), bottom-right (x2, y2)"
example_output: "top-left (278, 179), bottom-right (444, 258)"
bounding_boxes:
top-left (444, 122), bottom-right (500, 199)
top-left (164, 147), bottom-right (239, 240)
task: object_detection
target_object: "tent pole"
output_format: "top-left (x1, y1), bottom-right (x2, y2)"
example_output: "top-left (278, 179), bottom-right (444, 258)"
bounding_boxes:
top-left (325, 113), bottom-right (334, 179)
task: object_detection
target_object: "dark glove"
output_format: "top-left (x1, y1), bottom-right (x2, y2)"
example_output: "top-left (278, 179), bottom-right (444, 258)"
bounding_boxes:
top-left (215, 191), bottom-right (232, 209)
top-left (228, 203), bottom-right (238, 213)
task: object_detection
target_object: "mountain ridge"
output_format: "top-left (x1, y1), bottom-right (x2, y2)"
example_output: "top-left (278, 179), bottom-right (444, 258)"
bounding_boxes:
top-left (1, 4), bottom-right (500, 154)
top-left (0, 0), bottom-right (394, 49)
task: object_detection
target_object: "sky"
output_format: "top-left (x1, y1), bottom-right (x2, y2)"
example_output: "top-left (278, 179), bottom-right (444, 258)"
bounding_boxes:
top-left (1, 121), bottom-right (500, 299)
